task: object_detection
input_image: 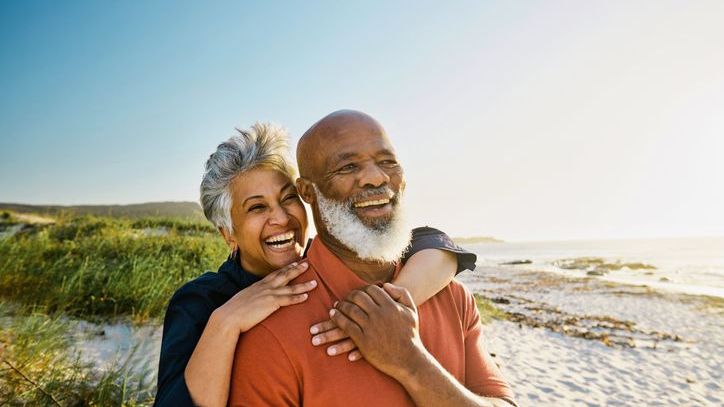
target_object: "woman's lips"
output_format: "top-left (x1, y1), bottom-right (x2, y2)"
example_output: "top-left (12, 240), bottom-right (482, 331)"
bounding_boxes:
top-left (264, 230), bottom-right (298, 251)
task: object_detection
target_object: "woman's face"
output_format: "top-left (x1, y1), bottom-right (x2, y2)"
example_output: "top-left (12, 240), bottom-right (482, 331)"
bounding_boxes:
top-left (224, 167), bottom-right (308, 276)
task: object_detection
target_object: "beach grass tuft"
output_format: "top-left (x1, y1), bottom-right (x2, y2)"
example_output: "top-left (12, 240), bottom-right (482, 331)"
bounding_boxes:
top-left (473, 294), bottom-right (509, 324)
top-left (0, 214), bottom-right (227, 322)
top-left (0, 303), bottom-right (155, 406)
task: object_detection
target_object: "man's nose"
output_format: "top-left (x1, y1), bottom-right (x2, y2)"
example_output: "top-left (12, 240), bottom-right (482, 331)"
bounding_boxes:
top-left (358, 162), bottom-right (390, 188)
top-left (268, 205), bottom-right (291, 226)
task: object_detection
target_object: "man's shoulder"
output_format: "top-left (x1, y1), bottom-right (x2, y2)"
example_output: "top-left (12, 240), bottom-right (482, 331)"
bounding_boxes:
top-left (419, 278), bottom-right (478, 324)
top-left (250, 267), bottom-right (331, 341)
top-left (433, 278), bottom-right (474, 305)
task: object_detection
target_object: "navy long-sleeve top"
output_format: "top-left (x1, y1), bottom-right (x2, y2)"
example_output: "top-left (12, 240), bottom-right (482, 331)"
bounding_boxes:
top-left (154, 227), bottom-right (476, 406)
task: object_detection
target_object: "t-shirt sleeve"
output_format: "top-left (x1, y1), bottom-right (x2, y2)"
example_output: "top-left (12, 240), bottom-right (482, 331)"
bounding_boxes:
top-left (459, 286), bottom-right (516, 402)
top-left (154, 287), bottom-right (213, 407)
top-left (404, 226), bottom-right (477, 274)
top-left (229, 324), bottom-right (301, 406)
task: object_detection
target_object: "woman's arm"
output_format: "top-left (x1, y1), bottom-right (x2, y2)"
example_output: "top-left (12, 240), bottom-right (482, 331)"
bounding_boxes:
top-left (169, 262), bottom-right (315, 407)
top-left (393, 248), bottom-right (457, 305)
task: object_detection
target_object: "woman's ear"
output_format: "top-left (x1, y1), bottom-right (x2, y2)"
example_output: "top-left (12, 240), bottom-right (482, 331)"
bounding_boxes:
top-left (219, 227), bottom-right (237, 251)
top-left (296, 177), bottom-right (316, 205)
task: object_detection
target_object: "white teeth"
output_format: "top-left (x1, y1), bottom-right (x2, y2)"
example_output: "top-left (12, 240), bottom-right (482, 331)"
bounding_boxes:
top-left (269, 240), bottom-right (294, 249)
top-left (265, 231), bottom-right (295, 244)
top-left (354, 199), bottom-right (390, 208)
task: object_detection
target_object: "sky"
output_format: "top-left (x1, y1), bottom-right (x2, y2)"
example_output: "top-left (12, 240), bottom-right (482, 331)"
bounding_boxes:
top-left (1, 1), bottom-right (723, 241)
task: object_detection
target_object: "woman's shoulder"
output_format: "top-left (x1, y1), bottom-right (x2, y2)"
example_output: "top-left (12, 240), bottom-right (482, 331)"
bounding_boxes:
top-left (166, 271), bottom-right (238, 318)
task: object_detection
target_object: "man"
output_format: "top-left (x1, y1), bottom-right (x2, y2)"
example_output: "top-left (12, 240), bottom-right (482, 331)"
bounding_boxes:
top-left (229, 110), bottom-right (516, 406)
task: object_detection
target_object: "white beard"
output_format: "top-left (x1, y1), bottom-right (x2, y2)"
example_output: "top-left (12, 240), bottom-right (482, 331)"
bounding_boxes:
top-left (313, 184), bottom-right (411, 263)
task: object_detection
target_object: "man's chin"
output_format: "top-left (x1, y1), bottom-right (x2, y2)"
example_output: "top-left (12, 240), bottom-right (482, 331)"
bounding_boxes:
top-left (354, 207), bottom-right (395, 229)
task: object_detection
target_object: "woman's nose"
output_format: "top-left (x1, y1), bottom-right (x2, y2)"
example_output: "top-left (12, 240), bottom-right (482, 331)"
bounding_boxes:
top-left (268, 205), bottom-right (291, 226)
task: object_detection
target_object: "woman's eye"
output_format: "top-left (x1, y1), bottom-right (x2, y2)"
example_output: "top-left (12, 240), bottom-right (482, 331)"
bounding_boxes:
top-left (283, 194), bottom-right (300, 202)
top-left (248, 204), bottom-right (266, 212)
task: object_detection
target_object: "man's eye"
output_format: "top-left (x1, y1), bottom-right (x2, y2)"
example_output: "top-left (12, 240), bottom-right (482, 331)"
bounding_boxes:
top-left (337, 163), bottom-right (357, 173)
top-left (379, 160), bottom-right (398, 167)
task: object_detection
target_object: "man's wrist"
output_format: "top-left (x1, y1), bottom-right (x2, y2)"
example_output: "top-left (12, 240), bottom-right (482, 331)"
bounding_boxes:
top-left (388, 342), bottom-right (433, 385)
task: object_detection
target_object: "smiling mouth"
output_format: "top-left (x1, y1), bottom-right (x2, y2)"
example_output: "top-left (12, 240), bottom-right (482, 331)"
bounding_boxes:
top-left (264, 231), bottom-right (296, 249)
top-left (353, 197), bottom-right (392, 209)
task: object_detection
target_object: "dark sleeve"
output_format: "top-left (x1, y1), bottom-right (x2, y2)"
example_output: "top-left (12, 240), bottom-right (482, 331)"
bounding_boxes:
top-left (154, 286), bottom-right (215, 407)
top-left (403, 226), bottom-right (477, 274)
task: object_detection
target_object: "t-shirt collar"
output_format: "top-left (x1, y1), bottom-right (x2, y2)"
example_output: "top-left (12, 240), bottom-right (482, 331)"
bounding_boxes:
top-left (307, 236), bottom-right (402, 300)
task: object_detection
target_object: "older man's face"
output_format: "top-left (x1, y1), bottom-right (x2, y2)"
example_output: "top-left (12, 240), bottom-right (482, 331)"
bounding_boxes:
top-left (315, 121), bottom-right (405, 228)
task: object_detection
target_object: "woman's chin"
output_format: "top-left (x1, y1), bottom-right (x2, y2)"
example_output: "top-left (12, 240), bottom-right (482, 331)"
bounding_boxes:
top-left (264, 243), bottom-right (304, 270)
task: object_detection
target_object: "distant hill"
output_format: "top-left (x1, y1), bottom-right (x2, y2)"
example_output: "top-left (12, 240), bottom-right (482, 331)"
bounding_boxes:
top-left (0, 201), bottom-right (206, 220)
top-left (453, 236), bottom-right (503, 244)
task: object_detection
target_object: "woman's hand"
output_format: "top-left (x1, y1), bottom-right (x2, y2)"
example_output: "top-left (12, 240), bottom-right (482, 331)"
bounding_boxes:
top-left (216, 261), bottom-right (317, 333)
top-left (185, 262), bottom-right (314, 407)
top-left (310, 302), bottom-right (363, 362)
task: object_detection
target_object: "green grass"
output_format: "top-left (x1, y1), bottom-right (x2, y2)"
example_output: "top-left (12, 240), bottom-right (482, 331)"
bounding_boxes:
top-left (0, 214), bottom-right (227, 322)
top-left (473, 294), bottom-right (509, 324)
top-left (0, 303), bottom-right (155, 406)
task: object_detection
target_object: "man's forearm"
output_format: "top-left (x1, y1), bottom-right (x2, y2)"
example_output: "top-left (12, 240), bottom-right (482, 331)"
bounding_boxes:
top-left (393, 348), bottom-right (514, 407)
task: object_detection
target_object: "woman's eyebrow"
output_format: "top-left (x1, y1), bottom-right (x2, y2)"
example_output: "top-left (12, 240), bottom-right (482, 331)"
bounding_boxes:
top-left (242, 195), bottom-right (264, 206)
top-left (279, 182), bottom-right (295, 193)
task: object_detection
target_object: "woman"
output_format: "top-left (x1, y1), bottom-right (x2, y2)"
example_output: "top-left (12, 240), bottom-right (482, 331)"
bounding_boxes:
top-left (155, 123), bottom-right (476, 406)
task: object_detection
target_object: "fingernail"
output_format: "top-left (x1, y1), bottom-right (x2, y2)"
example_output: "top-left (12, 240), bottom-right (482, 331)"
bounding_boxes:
top-left (309, 280), bottom-right (317, 287)
top-left (348, 354), bottom-right (357, 361)
top-left (291, 262), bottom-right (298, 267)
top-left (328, 347), bottom-right (337, 355)
top-left (312, 336), bottom-right (321, 346)
top-left (300, 263), bottom-right (308, 269)
top-left (310, 326), bottom-right (319, 334)
top-left (333, 301), bottom-right (338, 307)
top-left (329, 309), bottom-right (336, 317)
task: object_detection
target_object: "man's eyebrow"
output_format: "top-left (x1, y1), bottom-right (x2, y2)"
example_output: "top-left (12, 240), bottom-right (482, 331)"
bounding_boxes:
top-left (332, 148), bottom-right (396, 164)
top-left (332, 152), bottom-right (359, 163)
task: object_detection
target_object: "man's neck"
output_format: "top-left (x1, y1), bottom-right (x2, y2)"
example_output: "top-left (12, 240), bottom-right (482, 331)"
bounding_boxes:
top-left (319, 233), bottom-right (396, 283)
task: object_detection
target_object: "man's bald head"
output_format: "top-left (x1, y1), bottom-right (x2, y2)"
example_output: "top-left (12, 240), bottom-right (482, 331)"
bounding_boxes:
top-left (295, 109), bottom-right (410, 264)
top-left (296, 109), bottom-right (389, 183)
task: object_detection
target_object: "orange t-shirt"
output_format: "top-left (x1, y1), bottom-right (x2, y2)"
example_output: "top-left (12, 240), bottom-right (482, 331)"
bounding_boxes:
top-left (229, 237), bottom-right (513, 406)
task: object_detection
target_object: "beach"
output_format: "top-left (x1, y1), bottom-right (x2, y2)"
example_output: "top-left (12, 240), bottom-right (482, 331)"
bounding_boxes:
top-left (69, 239), bottom-right (723, 406)
top-left (3, 218), bottom-right (721, 405)
top-left (462, 265), bottom-right (722, 406)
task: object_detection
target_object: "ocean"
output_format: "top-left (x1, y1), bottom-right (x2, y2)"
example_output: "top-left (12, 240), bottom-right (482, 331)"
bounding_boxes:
top-left (463, 237), bottom-right (724, 298)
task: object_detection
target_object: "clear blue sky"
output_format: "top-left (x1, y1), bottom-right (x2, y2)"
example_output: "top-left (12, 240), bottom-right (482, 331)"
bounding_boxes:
top-left (2, 1), bottom-right (723, 241)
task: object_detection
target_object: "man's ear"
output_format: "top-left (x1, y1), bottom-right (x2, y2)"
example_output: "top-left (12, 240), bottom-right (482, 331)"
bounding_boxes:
top-left (218, 227), bottom-right (237, 251)
top-left (296, 177), bottom-right (316, 205)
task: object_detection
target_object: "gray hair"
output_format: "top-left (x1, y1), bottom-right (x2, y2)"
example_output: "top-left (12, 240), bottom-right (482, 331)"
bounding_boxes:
top-left (200, 122), bottom-right (297, 233)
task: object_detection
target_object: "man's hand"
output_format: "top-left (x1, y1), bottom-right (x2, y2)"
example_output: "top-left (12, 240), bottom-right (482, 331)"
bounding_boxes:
top-left (329, 283), bottom-right (426, 378)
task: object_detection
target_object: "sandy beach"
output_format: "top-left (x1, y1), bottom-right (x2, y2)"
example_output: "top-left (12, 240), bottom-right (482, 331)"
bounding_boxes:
top-left (462, 266), bottom-right (723, 406)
